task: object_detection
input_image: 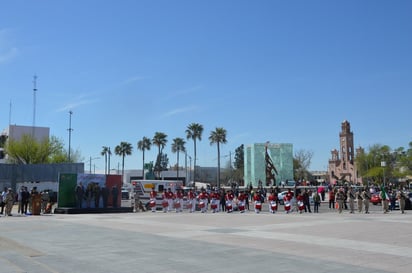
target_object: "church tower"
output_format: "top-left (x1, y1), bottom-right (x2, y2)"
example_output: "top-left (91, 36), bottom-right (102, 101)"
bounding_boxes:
top-left (328, 120), bottom-right (359, 184)
top-left (339, 120), bottom-right (354, 170)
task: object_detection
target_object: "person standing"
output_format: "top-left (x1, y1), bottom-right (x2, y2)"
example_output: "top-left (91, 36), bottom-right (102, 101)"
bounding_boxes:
top-left (4, 188), bottom-right (15, 216)
top-left (225, 189), bottom-right (234, 213)
top-left (174, 188), bottom-right (183, 213)
top-left (0, 187), bottom-right (7, 215)
top-left (149, 187), bottom-right (157, 212)
top-left (17, 186), bottom-right (24, 214)
top-left (348, 186), bottom-right (356, 214)
top-left (198, 188), bottom-right (208, 213)
top-left (313, 190), bottom-right (321, 213)
top-left (187, 188), bottom-right (196, 213)
top-left (329, 189), bottom-right (335, 210)
top-left (303, 189), bottom-right (311, 213)
top-left (253, 191), bottom-right (262, 213)
top-left (268, 191), bottom-right (278, 214)
top-left (363, 186), bottom-right (371, 214)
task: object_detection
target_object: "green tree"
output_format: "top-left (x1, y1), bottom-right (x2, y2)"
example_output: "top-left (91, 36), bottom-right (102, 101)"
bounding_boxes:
top-left (6, 134), bottom-right (79, 164)
top-left (137, 137), bottom-right (152, 178)
top-left (171, 137), bottom-right (186, 182)
top-left (152, 132), bottom-right (168, 177)
top-left (209, 127), bottom-right (227, 188)
top-left (115, 141), bottom-right (132, 182)
top-left (186, 123), bottom-right (203, 182)
top-left (233, 144), bottom-right (244, 183)
top-left (101, 146), bottom-right (111, 175)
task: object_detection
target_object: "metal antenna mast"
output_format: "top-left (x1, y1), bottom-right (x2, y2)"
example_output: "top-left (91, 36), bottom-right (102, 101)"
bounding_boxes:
top-left (68, 110), bottom-right (73, 162)
top-left (32, 75), bottom-right (37, 137)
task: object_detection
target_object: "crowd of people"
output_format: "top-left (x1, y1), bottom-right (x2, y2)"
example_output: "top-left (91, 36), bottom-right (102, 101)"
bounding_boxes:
top-left (136, 183), bottom-right (410, 215)
top-left (0, 186), bottom-right (54, 217)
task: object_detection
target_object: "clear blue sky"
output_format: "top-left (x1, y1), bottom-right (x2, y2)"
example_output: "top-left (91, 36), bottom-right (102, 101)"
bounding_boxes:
top-left (1, 0), bottom-right (411, 172)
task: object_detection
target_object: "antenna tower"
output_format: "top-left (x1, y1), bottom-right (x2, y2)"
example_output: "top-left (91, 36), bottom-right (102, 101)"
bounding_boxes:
top-left (32, 75), bottom-right (37, 137)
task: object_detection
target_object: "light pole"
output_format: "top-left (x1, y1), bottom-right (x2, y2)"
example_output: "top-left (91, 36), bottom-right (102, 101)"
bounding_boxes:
top-left (381, 161), bottom-right (386, 186)
top-left (88, 156), bottom-right (100, 174)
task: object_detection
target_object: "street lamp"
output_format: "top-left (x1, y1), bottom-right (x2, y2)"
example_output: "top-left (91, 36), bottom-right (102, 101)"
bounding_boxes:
top-left (87, 156), bottom-right (100, 174)
top-left (381, 161), bottom-right (386, 186)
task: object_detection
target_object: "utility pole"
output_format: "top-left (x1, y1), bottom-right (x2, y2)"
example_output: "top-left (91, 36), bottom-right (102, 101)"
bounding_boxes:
top-left (68, 111), bottom-right (73, 162)
top-left (32, 75), bottom-right (37, 138)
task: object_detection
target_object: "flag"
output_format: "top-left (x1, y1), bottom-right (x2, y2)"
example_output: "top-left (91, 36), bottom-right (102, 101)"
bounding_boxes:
top-left (380, 185), bottom-right (389, 201)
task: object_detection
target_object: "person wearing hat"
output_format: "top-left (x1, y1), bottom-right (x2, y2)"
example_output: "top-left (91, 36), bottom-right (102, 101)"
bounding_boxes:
top-left (335, 188), bottom-right (345, 214)
top-left (166, 188), bottom-right (174, 212)
top-left (148, 187), bottom-right (157, 212)
top-left (198, 188), bottom-right (208, 213)
top-left (4, 188), bottom-right (15, 216)
top-left (362, 186), bottom-right (371, 214)
top-left (225, 189), bottom-right (234, 213)
top-left (187, 188), bottom-right (196, 213)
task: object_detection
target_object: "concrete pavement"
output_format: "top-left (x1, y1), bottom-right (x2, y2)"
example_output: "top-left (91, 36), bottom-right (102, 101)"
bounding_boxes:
top-left (0, 205), bottom-right (411, 273)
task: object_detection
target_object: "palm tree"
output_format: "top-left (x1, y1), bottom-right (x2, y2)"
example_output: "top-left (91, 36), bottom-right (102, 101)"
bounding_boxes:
top-left (152, 132), bottom-right (168, 178)
top-left (171, 137), bottom-right (186, 182)
top-left (137, 137), bottom-right (151, 179)
top-left (100, 146), bottom-right (111, 175)
top-left (209, 127), bottom-right (227, 189)
top-left (114, 141), bottom-right (132, 184)
top-left (186, 123), bottom-right (203, 183)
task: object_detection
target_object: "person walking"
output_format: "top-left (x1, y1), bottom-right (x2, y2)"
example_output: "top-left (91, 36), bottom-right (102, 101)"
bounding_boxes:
top-left (336, 188), bottom-right (345, 214)
top-left (380, 185), bottom-right (390, 214)
top-left (363, 186), bottom-right (371, 214)
top-left (397, 188), bottom-right (406, 214)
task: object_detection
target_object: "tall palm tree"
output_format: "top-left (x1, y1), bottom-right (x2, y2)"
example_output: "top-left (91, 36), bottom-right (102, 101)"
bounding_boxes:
top-left (209, 127), bottom-right (227, 189)
top-left (171, 137), bottom-right (186, 182)
top-left (137, 137), bottom-right (151, 179)
top-left (152, 132), bottom-right (168, 178)
top-left (114, 141), bottom-right (133, 184)
top-left (100, 146), bottom-right (111, 175)
top-left (186, 123), bottom-right (203, 183)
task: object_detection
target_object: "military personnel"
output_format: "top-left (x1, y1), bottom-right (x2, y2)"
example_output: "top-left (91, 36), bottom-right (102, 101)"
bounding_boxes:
top-left (356, 188), bottom-right (363, 213)
top-left (363, 186), bottom-right (371, 214)
top-left (335, 188), bottom-right (345, 213)
top-left (348, 186), bottom-right (356, 213)
top-left (4, 188), bottom-right (15, 216)
top-left (397, 188), bottom-right (406, 214)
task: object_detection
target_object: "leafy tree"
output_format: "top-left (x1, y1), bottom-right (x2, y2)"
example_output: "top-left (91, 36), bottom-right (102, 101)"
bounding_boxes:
top-left (171, 137), bottom-right (186, 181)
top-left (209, 127), bottom-right (227, 188)
top-left (137, 137), bottom-right (152, 178)
top-left (232, 144), bottom-right (244, 182)
top-left (152, 132), bottom-right (167, 177)
top-left (186, 123), bottom-right (203, 182)
top-left (115, 141), bottom-right (132, 182)
top-left (6, 134), bottom-right (80, 164)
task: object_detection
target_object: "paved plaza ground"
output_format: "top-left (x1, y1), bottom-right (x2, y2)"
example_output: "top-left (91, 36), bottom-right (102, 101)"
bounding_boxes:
top-left (0, 204), bottom-right (411, 273)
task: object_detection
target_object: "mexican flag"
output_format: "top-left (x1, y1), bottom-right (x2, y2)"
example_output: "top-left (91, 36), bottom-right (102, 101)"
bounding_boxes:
top-left (380, 185), bottom-right (390, 201)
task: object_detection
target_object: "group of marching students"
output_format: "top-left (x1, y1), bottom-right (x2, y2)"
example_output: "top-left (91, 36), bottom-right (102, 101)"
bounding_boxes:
top-left (144, 186), bottom-right (316, 214)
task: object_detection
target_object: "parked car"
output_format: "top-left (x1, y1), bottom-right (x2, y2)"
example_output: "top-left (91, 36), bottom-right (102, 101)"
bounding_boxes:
top-left (371, 193), bottom-right (382, 205)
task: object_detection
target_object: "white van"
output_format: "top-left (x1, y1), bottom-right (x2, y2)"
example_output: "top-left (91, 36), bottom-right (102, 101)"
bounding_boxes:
top-left (131, 180), bottom-right (183, 210)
